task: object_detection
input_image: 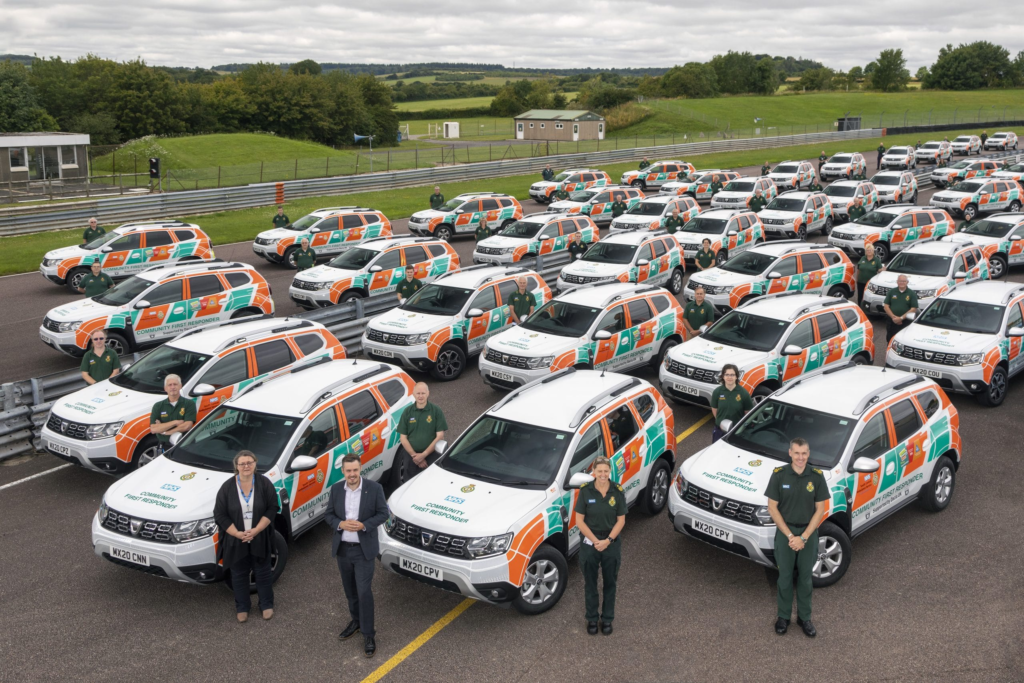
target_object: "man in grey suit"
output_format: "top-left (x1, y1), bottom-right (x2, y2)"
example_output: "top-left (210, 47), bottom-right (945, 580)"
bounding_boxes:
top-left (326, 453), bottom-right (388, 658)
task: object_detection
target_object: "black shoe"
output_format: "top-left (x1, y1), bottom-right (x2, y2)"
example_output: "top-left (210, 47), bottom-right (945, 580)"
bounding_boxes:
top-left (364, 636), bottom-right (376, 658)
top-left (338, 620), bottom-right (360, 640)
top-left (601, 621), bottom-right (613, 635)
top-left (797, 618), bottom-right (817, 638)
top-left (774, 617), bottom-right (790, 635)
top-left (587, 621), bottom-right (599, 635)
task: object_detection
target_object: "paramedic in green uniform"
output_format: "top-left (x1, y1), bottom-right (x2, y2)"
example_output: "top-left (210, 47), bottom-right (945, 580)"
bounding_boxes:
top-left (79, 261), bottom-right (114, 297)
top-left (847, 196), bottom-right (867, 223)
top-left (664, 207), bottom-right (684, 234)
top-left (294, 237), bottom-right (317, 271)
top-left (395, 266), bottom-right (422, 303)
top-left (695, 238), bottom-right (716, 272)
top-left (682, 285), bottom-right (715, 339)
top-left (542, 165), bottom-right (555, 181)
top-left (272, 206), bottom-right (290, 229)
top-left (855, 243), bottom-right (883, 304)
top-left (808, 177), bottom-right (824, 192)
top-left (749, 189), bottom-right (767, 213)
top-left (430, 186), bottom-right (445, 209)
top-left (876, 143), bottom-right (886, 169)
top-left (149, 374), bottom-right (197, 450)
top-left (638, 157), bottom-right (650, 170)
top-left (79, 329), bottom-right (120, 385)
top-left (82, 217), bottom-right (104, 245)
top-left (709, 178), bottom-right (723, 196)
top-left (554, 187), bottom-right (570, 201)
top-left (474, 218), bottom-right (492, 242)
top-left (766, 437), bottom-right (828, 638)
top-left (761, 162), bottom-right (771, 176)
top-left (396, 382), bottom-right (447, 482)
top-left (883, 274), bottom-right (918, 342)
top-left (818, 151), bottom-right (827, 173)
top-left (507, 276), bottom-right (536, 324)
top-left (610, 195), bottom-right (628, 219)
top-left (574, 456), bottom-right (626, 636)
top-left (710, 364), bottom-right (753, 442)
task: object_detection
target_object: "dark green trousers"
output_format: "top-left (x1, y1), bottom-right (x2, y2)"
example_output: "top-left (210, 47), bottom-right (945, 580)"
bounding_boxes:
top-left (580, 539), bottom-right (620, 622)
top-left (774, 526), bottom-right (817, 621)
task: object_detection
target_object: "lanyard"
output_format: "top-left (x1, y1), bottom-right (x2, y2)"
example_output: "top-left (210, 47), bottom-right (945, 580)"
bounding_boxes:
top-left (237, 477), bottom-right (254, 508)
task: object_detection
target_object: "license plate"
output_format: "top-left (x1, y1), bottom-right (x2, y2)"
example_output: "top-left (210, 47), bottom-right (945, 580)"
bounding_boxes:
top-left (110, 546), bottom-right (150, 567)
top-left (400, 556), bottom-right (442, 581)
top-left (911, 367), bottom-right (942, 379)
top-left (371, 348), bottom-right (395, 358)
top-left (48, 440), bottom-right (71, 456)
top-left (292, 292), bottom-right (308, 300)
top-left (673, 383), bottom-right (700, 396)
top-left (692, 519), bottom-right (733, 543)
top-left (490, 370), bottom-right (514, 382)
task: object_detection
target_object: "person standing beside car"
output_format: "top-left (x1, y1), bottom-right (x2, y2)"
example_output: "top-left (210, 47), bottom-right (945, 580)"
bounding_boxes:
top-left (710, 364), bottom-right (752, 442)
top-left (695, 239), bottom-right (716, 273)
top-left (682, 285), bottom-right (715, 340)
top-left (272, 206), bottom-right (290, 229)
top-left (818, 151), bottom-right (827, 173)
top-left (575, 456), bottom-right (626, 636)
top-left (395, 266), bottom-right (422, 303)
top-left (847, 196), bottom-right (867, 223)
top-left (808, 177), bottom-right (823, 192)
top-left (213, 450), bottom-right (278, 623)
top-left (855, 243), bottom-right (883, 304)
top-left (149, 374), bottom-right (197, 451)
top-left (883, 274), bottom-right (918, 342)
top-left (475, 217), bottom-right (492, 243)
top-left (761, 162), bottom-right (771, 177)
top-left (638, 157), bottom-right (650, 170)
top-left (554, 186), bottom-right (570, 201)
top-left (294, 237), bottom-right (317, 271)
top-left (542, 165), bottom-right (555, 181)
top-left (430, 186), bottom-right (445, 209)
top-left (610, 194), bottom-right (628, 219)
top-left (396, 382), bottom-right (447, 479)
top-left (876, 143), bottom-right (886, 169)
top-left (766, 437), bottom-right (828, 638)
top-left (507, 276), bottom-right (536, 324)
top-left (749, 189), bottom-right (767, 213)
top-left (82, 217), bottom-right (104, 245)
top-left (980, 131), bottom-right (988, 146)
top-left (664, 207), bottom-right (684, 234)
top-left (79, 260), bottom-right (114, 298)
top-left (79, 329), bottom-right (120, 385)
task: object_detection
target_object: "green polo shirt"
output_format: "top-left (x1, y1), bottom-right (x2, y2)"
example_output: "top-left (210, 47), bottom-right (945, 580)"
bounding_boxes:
top-left (761, 165), bottom-right (771, 176)
top-left (80, 348), bottom-right (120, 382)
top-left (663, 216), bottom-right (683, 233)
top-left (709, 181), bottom-right (723, 195)
top-left (610, 201), bottom-right (628, 217)
top-left (877, 145), bottom-right (886, 155)
top-left (475, 224), bottom-right (492, 241)
top-left (765, 464), bottom-right (828, 527)
top-left (711, 385), bottom-right (753, 427)
top-left (507, 290), bottom-right (536, 319)
top-left (683, 299), bottom-right (715, 329)
top-left (808, 182), bottom-right (823, 192)
top-left (272, 214), bottom-right (290, 228)
top-left (749, 196), bottom-right (766, 213)
top-left (848, 205), bottom-right (867, 222)
top-left (82, 226), bottom-right (105, 243)
top-left (150, 397), bottom-right (197, 445)
top-left (856, 254), bottom-right (883, 283)
top-left (695, 248), bottom-right (716, 270)
top-left (542, 169), bottom-right (555, 181)
top-left (430, 193), bottom-right (445, 209)
top-left (554, 188), bottom-right (570, 200)
top-left (294, 247), bottom-right (317, 271)
top-left (81, 272), bottom-right (114, 297)
top-left (818, 154), bottom-right (828, 163)
top-left (638, 160), bottom-right (650, 170)
top-left (852, 172), bottom-right (867, 181)
top-left (398, 402), bottom-right (448, 453)
top-left (396, 277), bottom-right (422, 300)
top-left (981, 133), bottom-right (988, 143)
top-left (573, 481), bottom-right (627, 539)
top-left (884, 287), bottom-right (919, 317)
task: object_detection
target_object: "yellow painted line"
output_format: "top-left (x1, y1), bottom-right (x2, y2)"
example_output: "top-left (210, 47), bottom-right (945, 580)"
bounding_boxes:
top-left (360, 598), bottom-right (475, 683)
top-left (676, 413), bottom-right (713, 443)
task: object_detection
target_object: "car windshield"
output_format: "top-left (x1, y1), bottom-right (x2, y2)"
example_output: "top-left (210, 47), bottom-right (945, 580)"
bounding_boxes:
top-left (825, 185), bottom-right (857, 198)
top-left (94, 276), bottom-right (152, 307)
top-left (917, 299), bottom-right (1005, 335)
top-left (1003, 164), bottom-right (1024, 172)
top-left (439, 416), bottom-right (571, 488)
top-left (440, 198), bottom-right (464, 211)
top-left (554, 172), bottom-right (572, 181)
top-left (872, 175), bottom-right (900, 186)
top-left (168, 407), bottom-right (298, 472)
top-left (854, 210), bottom-right (899, 228)
top-left (886, 252), bottom-right (951, 277)
top-left (953, 137), bottom-right (972, 143)
top-left (724, 181), bottom-right (756, 192)
top-left (774, 165), bottom-right (799, 174)
top-left (627, 201), bottom-right (666, 216)
top-left (569, 190), bottom-right (598, 202)
top-left (402, 284), bottom-right (473, 316)
top-left (695, 174), bottom-right (716, 183)
top-left (84, 232), bottom-right (117, 250)
top-left (888, 147), bottom-right (911, 155)
top-left (991, 133), bottom-right (1007, 139)
top-left (960, 218), bottom-right (1017, 238)
top-left (289, 214), bottom-right (321, 231)
top-left (950, 181), bottom-right (985, 193)
top-left (109, 345), bottom-right (211, 394)
top-left (681, 217), bottom-right (728, 234)
top-left (328, 247), bottom-right (378, 270)
top-left (725, 399), bottom-right (855, 469)
top-left (702, 311), bottom-right (790, 352)
top-left (501, 220), bottom-right (544, 239)
top-left (829, 155), bottom-right (852, 163)
top-left (520, 300), bottom-right (601, 338)
top-left (765, 197), bottom-right (805, 211)
top-left (582, 242), bottom-right (637, 264)
top-left (721, 250), bottom-right (777, 275)
top-left (922, 143), bottom-right (940, 149)
top-left (949, 161), bottom-right (971, 169)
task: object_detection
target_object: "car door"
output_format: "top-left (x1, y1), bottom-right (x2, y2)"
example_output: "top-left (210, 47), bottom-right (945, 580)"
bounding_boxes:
top-left (587, 191), bottom-right (611, 218)
top-left (454, 200), bottom-right (482, 232)
top-left (765, 255), bottom-right (799, 294)
top-left (563, 421), bottom-right (608, 551)
top-left (1007, 224), bottom-right (1024, 264)
top-left (602, 402), bottom-right (645, 491)
top-left (633, 243), bottom-right (655, 283)
top-left (780, 317), bottom-right (816, 381)
top-left (807, 311), bottom-right (847, 371)
top-left (556, 219), bottom-right (578, 252)
top-left (367, 248), bottom-right (404, 294)
top-left (724, 217), bottom-right (744, 251)
top-left (535, 222), bottom-right (560, 255)
top-left (1004, 301), bottom-right (1024, 376)
top-left (592, 304), bottom-right (627, 367)
top-left (649, 238), bottom-right (669, 283)
top-left (463, 284), bottom-right (500, 353)
top-left (625, 297), bottom-right (658, 362)
top-left (142, 230), bottom-right (175, 265)
top-left (800, 252), bottom-right (827, 293)
top-left (402, 245), bottom-right (431, 282)
top-left (310, 216), bottom-right (340, 249)
top-left (100, 232), bottom-right (142, 276)
top-left (286, 404), bottom-right (343, 534)
top-left (334, 214), bottom-right (366, 252)
top-left (134, 278), bottom-right (184, 340)
top-left (191, 348), bottom-right (250, 419)
top-left (184, 273), bottom-right (228, 327)
top-left (339, 389), bottom-right (390, 478)
top-left (888, 214), bottom-right (915, 251)
top-left (849, 411), bottom-right (892, 523)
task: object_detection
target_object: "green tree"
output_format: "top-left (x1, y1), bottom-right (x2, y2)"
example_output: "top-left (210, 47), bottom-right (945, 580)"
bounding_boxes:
top-left (848, 66), bottom-right (864, 81)
top-left (795, 67), bottom-right (835, 91)
top-left (108, 59), bottom-right (185, 139)
top-left (526, 80), bottom-right (552, 109)
top-left (636, 75), bottom-right (662, 99)
top-left (289, 59), bottom-right (322, 76)
top-left (915, 66), bottom-right (929, 81)
top-left (750, 58), bottom-right (779, 95)
top-left (709, 51), bottom-right (759, 94)
top-left (924, 42), bottom-right (1015, 90)
top-left (0, 60), bottom-right (58, 132)
top-left (869, 49), bottom-right (909, 92)
top-left (660, 62), bottom-right (719, 99)
top-left (489, 83), bottom-right (528, 117)
top-left (551, 92), bottom-right (568, 109)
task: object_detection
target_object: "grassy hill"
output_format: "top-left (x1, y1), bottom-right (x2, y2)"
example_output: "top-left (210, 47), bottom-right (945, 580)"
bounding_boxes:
top-left (394, 96), bottom-right (499, 112)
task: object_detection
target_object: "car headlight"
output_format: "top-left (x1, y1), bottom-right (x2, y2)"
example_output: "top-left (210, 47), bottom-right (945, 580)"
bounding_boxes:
top-left (674, 472), bottom-right (687, 496)
top-left (57, 321), bottom-right (82, 333)
top-left (526, 355), bottom-right (554, 369)
top-left (958, 353), bottom-right (983, 365)
top-left (172, 517), bottom-right (218, 543)
top-left (85, 421), bottom-right (124, 440)
top-left (754, 506), bottom-right (774, 526)
top-left (892, 339), bottom-right (904, 354)
top-left (384, 510), bottom-right (396, 534)
top-left (867, 283), bottom-right (883, 295)
top-left (98, 499), bottom-right (109, 522)
top-left (42, 258), bottom-right (62, 267)
top-left (406, 333), bottom-right (430, 345)
top-left (916, 289), bottom-right (937, 298)
top-left (263, 237), bottom-right (281, 244)
top-left (502, 247), bottom-right (517, 255)
top-left (465, 532), bottom-right (513, 559)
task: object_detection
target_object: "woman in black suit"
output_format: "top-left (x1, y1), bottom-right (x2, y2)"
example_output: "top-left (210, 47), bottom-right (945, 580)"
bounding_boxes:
top-left (213, 450), bottom-right (279, 622)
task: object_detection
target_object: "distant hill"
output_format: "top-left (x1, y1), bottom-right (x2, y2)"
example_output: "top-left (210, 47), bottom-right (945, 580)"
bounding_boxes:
top-left (211, 62), bottom-right (675, 77)
top-left (0, 54), bottom-right (36, 66)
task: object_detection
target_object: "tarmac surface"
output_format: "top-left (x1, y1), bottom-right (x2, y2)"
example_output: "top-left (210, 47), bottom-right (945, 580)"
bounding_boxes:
top-left (2, 145), bottom-right (1023, 682)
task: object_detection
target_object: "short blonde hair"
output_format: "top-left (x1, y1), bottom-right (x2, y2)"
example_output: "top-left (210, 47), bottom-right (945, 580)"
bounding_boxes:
top-left (593, 456), bottom-right (612, 471)
top-left (233, 450), bottom-right (257, 474)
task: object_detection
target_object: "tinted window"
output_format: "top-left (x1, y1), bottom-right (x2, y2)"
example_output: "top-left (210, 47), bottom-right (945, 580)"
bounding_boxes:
top-left (225, 272), bottom-right (252, 288)
top-left (1007, 303), bottom-right (1023, 331)
top-left (377, 379), bottom-right (407, 409)
top-left (787, 319), bottom-right (815, 348)
top-left (773, 256), bottom-right (798, 277)
top-left (800, 253), bottom-right (823, 272)
top-left (815, 312), bottom-right (841, 341)
top-left (497, 280), bottom-right (519, 304)
top-left (500, 198), bottom-right (514, 208)
top-left (627, 299), bottom-right (653, 325)
top-left (373, 250), bottom-right (403, 270)
top-left (890, 399), bottom-right (922, 445)
top-left (569, 422), bottom-right (605, 473)
top-left (145, 280), bottom-right (183, 306)
top-left (480, 199), bottom-right (500, 211)
top-left (342, 391), bottom-right (382, 436)
top-left (604, 406), bottom-right (638, 451)
top-left (109, 233), bottom-right (141, 252)
top-left (174, 229), bottom-right (196, 241)
top-left (188, 274), bottom-right (223, 298)
top-left (428, 244), bottom-right (447, 257)
top-left (823, 251), bottom-right (842, 266)
top-left (633, 394), bottom-right (656, 423)
top-left (651, 239), bottom-right (667, 257)
top-left (597, 305), bottom-right (627, 333)
top-left (840, 308), bottom-right (860, 328)
top-left (293, 407), bottom-right (340, 458)
top-left (145, 231), bottom-right (173, 248)
top-left (852, 413), bottom-right (890, 462)
top-left (294, 333), bottom-right (325, 355)
top-left (198, 350), bottom-right (248, 389)
top-left (316, 217), bottom-right (340, 232)
top-left (560, 220), bottom-right (578, 235)
top-left (470, 285), bottom-right (497, 311)
top-left (404, 246), bottom-right (429, 265)
top-left (253, 339), bottom-right (295, 375)
top-left (637, 244), bottom-right (655, 262)
top-left (918, 390), bottom-right (940, 419)
top-left (342, 214), bottom-right (364, 229)
top-left (964, 250), bottom-right (977, 269)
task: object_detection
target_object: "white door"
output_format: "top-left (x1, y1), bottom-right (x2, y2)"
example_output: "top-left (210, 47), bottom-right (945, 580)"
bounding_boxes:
top-left (598, 123), bottom-right (605, 141)
top-left (516, 122), bottom-right (524, 140)
top-left (573, 124), bottom-right (579, 142)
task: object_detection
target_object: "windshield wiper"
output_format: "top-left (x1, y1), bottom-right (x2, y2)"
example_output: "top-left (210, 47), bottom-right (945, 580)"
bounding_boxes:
top-left (444, 464), bottom-right (501, 482)
top-left (498, 479), bottom-right (538, 486)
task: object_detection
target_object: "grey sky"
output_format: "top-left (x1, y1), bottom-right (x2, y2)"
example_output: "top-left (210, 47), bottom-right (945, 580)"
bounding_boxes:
top-left (3, 1), bottom-right (1021, 71)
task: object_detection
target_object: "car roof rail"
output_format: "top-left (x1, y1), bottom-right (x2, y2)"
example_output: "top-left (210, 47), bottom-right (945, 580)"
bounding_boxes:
top-left (1001, 283), bottom-right (1024, 304)
top-left (524, 211), bottom-right (557, 219)
top-left (570, 377), bottom-right (642, 428)
top-left (478, 267), bottom-right (532, 287)
top-left (778, 243), bottom-right (835, 256)
top-left (853, 374), bottom-right (924, 416)
top-left (791, 297), bottom-right (848, 319)
top-left (489, 367), bottom-right (577, 413)
top-left (300, 363), bottom-right (392, 414)
top-left (601, 284), bottom-right (660, 307)
top-left (169, 312), bottom-right (275, 343)
top-left (435, 263), bottom-right (496, 281)
top-left (738, 290), bottom-right (800, 308)
top-left (140, 258), bottom-right (229, 274)
top-left (558, 278), bottom-right (622, 297)
top-left (988, 212), bottom-right (1024, 220)
top-left (213, 318), bottom-right (315, 352)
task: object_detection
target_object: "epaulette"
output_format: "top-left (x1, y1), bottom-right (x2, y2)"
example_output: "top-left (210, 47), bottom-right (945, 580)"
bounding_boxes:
top-left (813, 468), bottom-right (823, 474)
top-left (615, 483), bottom-right (623, 491)
top-left (580, 482), bottom-right (589, 488)
top-left (773, 466), bottom-right (783, 473)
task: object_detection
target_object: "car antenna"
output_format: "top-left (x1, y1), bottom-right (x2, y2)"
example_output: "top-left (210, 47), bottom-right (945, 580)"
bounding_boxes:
top-left (600, 366), bottom-right (606, 377)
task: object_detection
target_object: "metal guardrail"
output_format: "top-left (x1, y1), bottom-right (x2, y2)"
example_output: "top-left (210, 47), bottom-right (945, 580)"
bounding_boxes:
top-left (0, 129), bottom-right (884, 238)
top-left (0, 250), bottom-right (573, 462)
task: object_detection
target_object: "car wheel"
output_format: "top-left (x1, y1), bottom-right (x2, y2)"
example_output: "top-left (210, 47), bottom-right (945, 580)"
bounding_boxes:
top-left (631, 180), bottom-right (645, 189)
top-left (977, 366), bottom-right (1008, 407)
top-left (989, 254), bottom-right (1008, 279)
top-left (339, 291), bottom-right (362, 304)
top-left (512, 545), bottom-right (568, 615)
top-left (433, 225), bottom-right (453, 241)
top-left (224, 530), bottom-right (289, 593)
top-left (852, 352), bottom-right (871, 365)
top-left (283, 246), bottom-right (300, 270)
top-left (963, 204), bottom-right (978, 221)
top-left (822, 217), bottom-right (833, 236)
top-left (826, 285), bottom-right (848, 299)
top-left (65, 268), bottom-right (89, 293)
top-left (810, 520), bottom-right (852, 588)
top-left (667, 268), bottom-right (684, 295)
top-left (430, 343), bottom-right (466, 381)
top-left (873, 242), bottom-right (890, 262)
top-left (715, 250), bottom-right (728, 267)
top-left (918, 455), bottom-right (956, 512)
top-left (752, 384), bottom-right (774, 404)
top-left (911, 192), bottom-right (919, 205)
top-left (104, 331), bottom-right (130, 356)
top-left (500, 219), bottom-right (514, 230)
top-left (796, 225), bottom-right (807, 241)
top-left (639, 459), bottom-right (671, 515)
top-left (1009, 200), bottom-right (1022, 213)
top-left (131, 436), bottom-right (163, 471)
top-left (652, 338), bottom-right (678, 370)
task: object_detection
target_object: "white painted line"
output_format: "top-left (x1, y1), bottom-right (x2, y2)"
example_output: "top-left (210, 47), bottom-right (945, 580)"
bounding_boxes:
top-left (0, 463), bottom-right (72, 491)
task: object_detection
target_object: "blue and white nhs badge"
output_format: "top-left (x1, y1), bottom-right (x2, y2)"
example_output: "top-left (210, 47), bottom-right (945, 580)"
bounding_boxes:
top-left (782, 484), bottom-right (790, 489)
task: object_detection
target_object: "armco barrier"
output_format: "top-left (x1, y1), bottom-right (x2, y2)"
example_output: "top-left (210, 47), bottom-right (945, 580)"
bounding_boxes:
top-left (0, 251), bottom-right (573, 462)
top-left (0, 129), bottom-right (884, 238)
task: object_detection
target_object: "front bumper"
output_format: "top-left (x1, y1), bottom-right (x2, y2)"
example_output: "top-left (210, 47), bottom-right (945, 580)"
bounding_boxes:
top-left (881, 160), bottom-right (911, 170)
top-left (408, 221), bottom-right (435, 236)
top-left (92, 513), bottom-right (223, 584)
top-left (658, 368), bottom-right (715, 407)
top-left (884, 350), bottom-right (987, 394)
top-left (478, 356), bottom-right (549, 390)
top-left (820, 168), bottom-right (848, 180)
top-left (252, 242), bottom-right (284, 262)
top-left (472, 251), bottom-right (516, 265)
top-left (362, 338), bottom-right (433, 372)
top-left (288, 285), bottom-right (333, 309)
top-left (710, 196), bottom-right (749, 210)
top-left (761, 220), bottom-right (798, 238)
top-left (667, 487), bottom-right (776, 568)
top-left (38, 326), bottom-right (85, 356)
top-left (827, 235), bottom-right (866, 257)
top-left (529, 187), bottom-right (554, 201)
top-left (40, 425), bottom-right (122, 474)
top-left (39, 264), bottom-right (64, 285)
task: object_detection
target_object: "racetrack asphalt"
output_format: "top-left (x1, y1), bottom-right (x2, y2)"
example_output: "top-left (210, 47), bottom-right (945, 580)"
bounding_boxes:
top-left (1, 146), bottom-right (1023, 682)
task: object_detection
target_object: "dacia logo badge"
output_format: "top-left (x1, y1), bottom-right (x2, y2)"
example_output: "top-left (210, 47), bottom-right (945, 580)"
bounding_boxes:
top-left (712, 497), bottom-right (725, 511)
top-left (108, 391), bottom-right (121, 397)
top-left (461, 484), bottom-right (476, 493)
top-left (924, 351), bottom-right (933, 360)
top-left (60, 421), bottom-right (68, 433)
top-left (180, 472), bottom-right (196, 481)
top-left (686, 367), bottom-right (694, 377)
top-left (382, 334), bottom-right (389, 341)
top-left (130, 519), bottom-right (142, 536)
top-left (714, 346), bottom-right (724, 351)
top-left (502, 355), bottom-right (509, 363)
top-left (421, 531), bottom-right (435, 547)
top-left (529, 333), bottom-right (538, 338)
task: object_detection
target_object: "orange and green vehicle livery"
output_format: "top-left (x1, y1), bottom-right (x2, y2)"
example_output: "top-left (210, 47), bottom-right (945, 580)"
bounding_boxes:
top-left (930, 178), bottom-right (1023, 222)
top-left (252, 207), bottom-right (393, 268)
top-left (828, 206), bottom-right (956, 262)
top-left (529, 169), bottom-right (611, 202)
top-left (620, 160), bottom-right (696, 190)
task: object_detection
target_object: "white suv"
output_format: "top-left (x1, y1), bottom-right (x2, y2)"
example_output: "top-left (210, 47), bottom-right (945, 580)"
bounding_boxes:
top-left (757, 191), bottom-right (834, 240)
top-left (984, 132), bottom-right (1018, 151)
top-left (880, 146), bottom-right (916, 170)
top-left (556, 231), bottom-right (685, 294)
top-left (765, 161), bottom-right (817, 191)
top-left (914, 141), bottom-right (952, 166)
top-left (827, 205), bottom-right (956, 262)
top-left (609, 194), bottom-right (700, 233)
top-left (953, 213), bottom-right (1024, 279)
top-left (709, 176), bottom-right (778, 210)
top-left (870, 171), bottom-right (919, 205)
top-left (950, 135), bottom-right (982, 156)
top-left (819, 152), bottom-right (867, 181)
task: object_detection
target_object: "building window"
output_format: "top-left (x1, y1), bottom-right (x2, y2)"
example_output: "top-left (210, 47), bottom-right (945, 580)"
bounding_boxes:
top-left (9, 148), bottom-right (27, 169)
top-left (555, 123), bottom-right (563, 130)
top-left (60, 146), bottom-right (77, 167)
top-left (517, 123), bottom-right (523, 131)
top-left (530, 123), bottom-right (534, 128)
top-left (599, 123), bottom-right (604, 132)
top-left (540, 123), bottom-right (545, 128)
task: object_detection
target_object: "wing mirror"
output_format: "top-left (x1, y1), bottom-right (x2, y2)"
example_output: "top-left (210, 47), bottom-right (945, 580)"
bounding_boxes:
top-left (850, 456), bottom-right (881, 473)
top-left (953, 270), bottom-right (967, 279)
top-left (133, 300), bottom-right (151, 310)
top-left (782, 344), bottom-right (802, 356)
top-left (168, 432), bottom-right (182, 446)
top-left (1008, 326), bottom-right (1024, 338)
top-left (1011, 235), bottom-right (1022, 242)
top-left (566, 471), bottom-right (595, 489)
top-left (719, 419), bottom-right (734, 433)
top-left (434, 440), bottom-right (448, 455)
top-left (100, 246), bottom-right (113, 253)
top-left (369, 265), bottom-right (382, 273)
top-left (904, 311), bottom-right (916, 321)
top-left (768, 271), bottom-right (782, 279)
top-left (191, 383), bottom-right (215, 397)
top-left (466, 308), bottom-right (484, 318)
top-left (727, 230), bottom-right (737, 236)
top-left (308, 228), bottom-right (320, 234)
top-left (594, 330), bottom-right (613, 341)
top-left (288, 455), bottom-right (318, 473)
top-left (637, 259), bottom-right (650, 267)
top-left (455, 209), bottom-right (465, 214)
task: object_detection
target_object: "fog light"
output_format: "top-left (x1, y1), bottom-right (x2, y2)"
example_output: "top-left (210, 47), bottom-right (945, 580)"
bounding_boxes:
top-left (490, 590), bottom-right (500, 598)
top-left (970, 383), bottom-right (979, 390)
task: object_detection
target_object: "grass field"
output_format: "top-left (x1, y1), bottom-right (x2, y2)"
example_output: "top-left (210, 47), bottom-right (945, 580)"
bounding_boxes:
top-left (401, 117), bottom-right (514, 138)
top-left (5, 124), bottom-right (1020, 276)
top-left (394, 96), bottom-right (498, 112)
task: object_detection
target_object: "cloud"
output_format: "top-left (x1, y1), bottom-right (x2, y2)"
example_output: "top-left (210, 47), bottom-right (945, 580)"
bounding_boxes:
top-left (2, 0), bottom-right (1021, 70)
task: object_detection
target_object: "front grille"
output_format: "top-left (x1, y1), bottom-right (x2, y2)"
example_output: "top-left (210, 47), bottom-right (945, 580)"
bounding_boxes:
top-left (666, 360), bottom-right (719, 384)
top-left (101, 506), bottom-right (175, 543)
top-left (682, 243), bottom-right (702, 251)
top-left (897, 345), bottom-right (961, 366)
top-left (292, 279), bottom-right (321, 291)
top-left (46, 412), bottom-right (89, 440)
top-left (717, 197), bottom-right (743, 203)
top-left (683, 483), bottom-right (758, 525)
top-left (409, 216), bottom-right (427, 224)
top-left (42, 317), bottom-right (62, 332)
top-left (870, 285), bottom-right (889, 296)
top-left (388, 516), bottom-right (469, 558)
top-left (831, 231), bottom-right (857, 241)
top-left (366, 328), bottom-right (411, 345)
top-left (561, 273), bottom-right (603, 285)
top-left (485, 348), bottom-right (530, 368)
top-left (476, 247), bottom-right (506, 256)
top-left (763, 218), bottom-right (789, 225)
top-left (254, 237), bottom-right (276, 246)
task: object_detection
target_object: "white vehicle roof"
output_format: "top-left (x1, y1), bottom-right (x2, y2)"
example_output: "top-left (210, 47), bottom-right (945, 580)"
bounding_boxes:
top-left (743, 240), bottom-right (835, 257)
top-left (827, 180), bottom-right (869, 189)
top-left (560, 168), bottom-right (603, 174)
top-left (486, 368), bottom-right (650, 432)
top-left (920, 141), bottom-right (946, 146)
top-left (519, 211), bottom-right (573, 224)
top-left (167, 316), bottom-right (326, 356)
top-left (557, 281), bottom-right (660, 307)
top-left (632, 195), bottom-right (681, 205)
top-left (774, 190), bottom-right (818, 202)
top-left (900, 239), bottom-right (975, 257)
top-left (886, 146), bottom-right (913, 152)
top-left (451, 192), bottom-right (514, 201)
top-left (736, 292), bottom-right (851, 321)
top-left (360, 235), bottom-right (441, 252)
top-left (771, 160), bottom-right (806, 167)
top-left (828, 151), bottom-right (859, 157)
top-left (226, 359), bottom-right (400, 418)
top-left (990, 132), bottom-right (1010, 137)
top-left (433, 265), bottom-right (532, 289)
top-left (137, 260), bottom-right (255, 283)
top-left (865, 204), bottom-right (917, 217)
top-left (690, 208), bottom-right (750, 220)
top-left (110, 221), bottom-right (199, 234)
top-left (872, 170), bottom-right (909, 178)
top-left (942, 280), bottom-right (1024, 305)
top-left (600, 230), bottom-right (671, 246)
top-left (303, 206), bottom-right (377, 218)
top-left (773, 364), bottom-right (929, 418)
